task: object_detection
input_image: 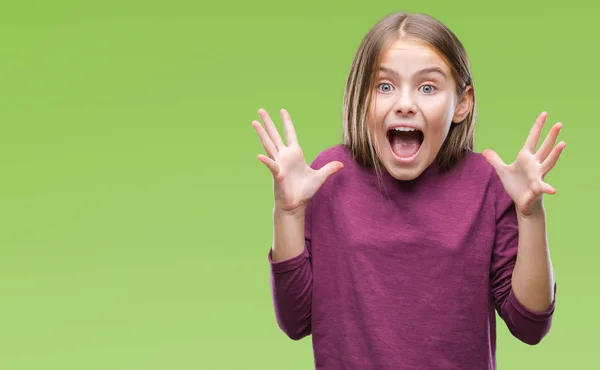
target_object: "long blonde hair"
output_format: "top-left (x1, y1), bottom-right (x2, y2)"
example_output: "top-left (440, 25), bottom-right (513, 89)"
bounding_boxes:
top-left (342, 12), bottom-right (476, 179)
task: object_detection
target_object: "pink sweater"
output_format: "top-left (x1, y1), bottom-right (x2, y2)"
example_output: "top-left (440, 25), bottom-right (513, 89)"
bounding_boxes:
top-left (268, 144), bottom-right (555, 369)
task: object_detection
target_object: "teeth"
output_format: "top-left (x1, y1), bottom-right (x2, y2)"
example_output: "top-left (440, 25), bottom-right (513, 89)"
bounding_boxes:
top-left (393, 127), bottom-right (416, 132)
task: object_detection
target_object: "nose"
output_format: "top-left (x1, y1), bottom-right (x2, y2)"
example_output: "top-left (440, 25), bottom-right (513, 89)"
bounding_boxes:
top-left (393, 88), bottom-right (417, 115)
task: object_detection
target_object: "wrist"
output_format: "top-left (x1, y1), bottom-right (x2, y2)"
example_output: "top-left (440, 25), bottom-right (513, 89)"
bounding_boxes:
top-left (273, 204), bottom-right (307, 219)
top-left (516, 199), bottom-right (546, 220)
top-left (517, 206), bottom-right (546, 221)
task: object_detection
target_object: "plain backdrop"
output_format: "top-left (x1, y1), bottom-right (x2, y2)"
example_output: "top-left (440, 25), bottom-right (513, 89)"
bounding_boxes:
top-left (0, 1), bottom-right (597, 369)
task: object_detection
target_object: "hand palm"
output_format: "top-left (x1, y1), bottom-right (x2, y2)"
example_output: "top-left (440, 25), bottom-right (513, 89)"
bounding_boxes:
top-left (270, 144), bottom-right (327, 210)
top-left (483, 112), bottom-right (566, 216)
top-left (251, 109), bottom-right (344, 212)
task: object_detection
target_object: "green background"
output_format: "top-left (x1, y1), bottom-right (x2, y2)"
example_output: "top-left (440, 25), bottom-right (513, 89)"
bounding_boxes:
top-left (0, 0), bottom-right (596, 369)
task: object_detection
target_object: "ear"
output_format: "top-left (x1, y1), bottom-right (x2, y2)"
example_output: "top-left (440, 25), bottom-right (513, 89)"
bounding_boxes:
top-left (452, 85), bottom-right (473, 124)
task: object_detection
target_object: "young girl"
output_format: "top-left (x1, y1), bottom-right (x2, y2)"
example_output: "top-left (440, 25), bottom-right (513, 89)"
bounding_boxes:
top-left (252, 11), bottom-right (564, 370)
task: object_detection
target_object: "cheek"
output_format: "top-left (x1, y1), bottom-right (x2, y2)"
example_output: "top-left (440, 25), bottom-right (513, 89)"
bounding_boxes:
top-left (371, 95), bottom-right (384, 115)
top-left (421, 94), bottom-right (455, 123)
top-left (373, 95), bottom-right (397, 125)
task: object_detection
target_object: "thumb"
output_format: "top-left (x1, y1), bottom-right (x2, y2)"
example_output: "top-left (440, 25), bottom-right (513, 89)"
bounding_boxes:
top-left (316, 161), bottom-right (344, 183)
top-left (482, 149), bottom-right (505, 172)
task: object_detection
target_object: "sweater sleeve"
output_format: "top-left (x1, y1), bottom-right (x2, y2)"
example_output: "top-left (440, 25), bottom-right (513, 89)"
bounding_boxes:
top-left (268, 209), bottom-right (313, 340)
top-left (489, 171), bottom-right (556, 345)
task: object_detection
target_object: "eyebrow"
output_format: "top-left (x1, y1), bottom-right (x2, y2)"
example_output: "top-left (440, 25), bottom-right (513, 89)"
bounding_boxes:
top-left (379, 66), bottom-right (447, 79)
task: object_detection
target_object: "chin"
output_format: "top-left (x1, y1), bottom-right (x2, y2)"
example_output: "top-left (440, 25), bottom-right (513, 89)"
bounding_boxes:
top-left (382, 161), bottom-right (426, 181)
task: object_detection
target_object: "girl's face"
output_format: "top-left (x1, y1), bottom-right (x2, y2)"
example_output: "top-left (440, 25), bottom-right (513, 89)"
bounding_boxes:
top-left (369, 38), bottom-right (472, 181)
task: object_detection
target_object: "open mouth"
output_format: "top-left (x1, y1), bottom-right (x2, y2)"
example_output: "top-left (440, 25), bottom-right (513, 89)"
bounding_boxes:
top-left (386, 127), bottom-right (424, 161)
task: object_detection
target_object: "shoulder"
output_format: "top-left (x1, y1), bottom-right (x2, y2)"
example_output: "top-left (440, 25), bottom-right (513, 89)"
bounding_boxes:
top-left (459, 151), bottom-right (514, 216)
top-left (451, 151), bottom-right (499, 188)
top-left (444, 151), bottom-right (510, 203)
top-left (456, 151), bottom-right (495, 177)
top-left (308, 144), bottom-right (356, 170)
top-left (307, 144), bottom-right (373, 195)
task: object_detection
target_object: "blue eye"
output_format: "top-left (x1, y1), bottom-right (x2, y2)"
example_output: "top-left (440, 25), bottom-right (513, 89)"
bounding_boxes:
top-left (378, 83), bottom-right (393, 93)
top-left (420, 84), bottom-right (437, 94)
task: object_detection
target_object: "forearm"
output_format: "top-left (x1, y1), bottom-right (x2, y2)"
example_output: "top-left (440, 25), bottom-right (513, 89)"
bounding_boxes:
top-left (511, 208), bottom-right (555, 312)
top-left (271, 206), bottom-right (307, 263)
top-left (269, 205), bottom-right (313, 340)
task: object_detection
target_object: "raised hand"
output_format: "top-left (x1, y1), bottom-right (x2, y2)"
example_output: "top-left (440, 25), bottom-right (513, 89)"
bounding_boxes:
top-left (482, 112), bottom-right (566, 217)
top-left (252, 108), bottom-right (344, 213)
